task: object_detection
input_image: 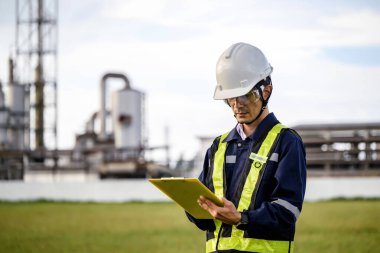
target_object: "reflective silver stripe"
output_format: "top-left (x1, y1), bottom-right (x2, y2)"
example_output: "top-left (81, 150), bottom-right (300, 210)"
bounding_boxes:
top-left (226, 155), bottom-right (236, 163)
top-left (269, 152), bottom-right (279, 162)
top-left (249, 153), bottom-right (267, 162)
top-left (272, 199), bottom-right (300, 220)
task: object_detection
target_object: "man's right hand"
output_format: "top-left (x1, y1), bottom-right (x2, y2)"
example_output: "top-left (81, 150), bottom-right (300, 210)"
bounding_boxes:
top-left (198, 196), bottom-right (241, 225)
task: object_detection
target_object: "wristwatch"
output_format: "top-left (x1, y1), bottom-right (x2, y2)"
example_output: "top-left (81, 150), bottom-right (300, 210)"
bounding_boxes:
top-left (236, 211), bottom-right (249, 230)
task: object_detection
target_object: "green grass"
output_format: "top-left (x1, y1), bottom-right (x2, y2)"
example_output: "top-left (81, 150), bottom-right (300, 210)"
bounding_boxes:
top-left (296, 200), bottom-right (380, 253)
top-left (0, 200), bottom-right (379, 253)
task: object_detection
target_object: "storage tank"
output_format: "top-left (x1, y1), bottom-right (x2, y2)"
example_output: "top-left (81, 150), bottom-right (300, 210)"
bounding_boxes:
top-left (112, 87), bottom-right (144, 149)
top-left (7, 84), bottom-right (26, 149)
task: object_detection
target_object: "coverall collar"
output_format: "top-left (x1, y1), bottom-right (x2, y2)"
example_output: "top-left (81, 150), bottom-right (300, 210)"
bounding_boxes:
top-left (223, 112), bottom-right (280, 143)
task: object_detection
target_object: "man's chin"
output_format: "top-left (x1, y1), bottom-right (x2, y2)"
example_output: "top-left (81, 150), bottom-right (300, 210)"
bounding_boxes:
top-left (236, 118), bottom-right (252, 124)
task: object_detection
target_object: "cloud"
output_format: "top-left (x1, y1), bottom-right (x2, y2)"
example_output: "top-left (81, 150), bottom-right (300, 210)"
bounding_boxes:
top-left (317, 9), bottom-right (380, 46)
top-left (102, 0), bottom-right (221, 26)
top-left (270, 51), bottom-right (380, 127)
top-left (103, 0), bottom-right (169, 21)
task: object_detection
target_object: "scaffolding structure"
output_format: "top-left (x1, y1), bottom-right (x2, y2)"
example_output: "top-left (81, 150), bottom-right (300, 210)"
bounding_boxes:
top-left (14, 0), bottom-right (58, 153)
top-left (0, 0), bottom-right (58, 178)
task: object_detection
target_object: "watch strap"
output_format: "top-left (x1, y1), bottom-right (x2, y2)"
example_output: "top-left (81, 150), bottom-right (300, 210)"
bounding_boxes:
top-left (236, 211), bottom-right (249, 230)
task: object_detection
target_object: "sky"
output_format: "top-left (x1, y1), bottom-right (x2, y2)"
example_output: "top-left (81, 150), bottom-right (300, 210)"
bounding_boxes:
top-left (0, 0), bottom-right (380, 163)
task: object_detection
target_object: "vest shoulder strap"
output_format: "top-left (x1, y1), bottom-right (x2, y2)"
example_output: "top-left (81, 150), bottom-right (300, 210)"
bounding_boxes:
top-left (288, 128), bottom-right (303, 141)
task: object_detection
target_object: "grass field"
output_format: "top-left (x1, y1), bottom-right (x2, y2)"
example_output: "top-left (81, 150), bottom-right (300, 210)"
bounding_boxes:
top-left (0, 200), bottom-right (379, 253)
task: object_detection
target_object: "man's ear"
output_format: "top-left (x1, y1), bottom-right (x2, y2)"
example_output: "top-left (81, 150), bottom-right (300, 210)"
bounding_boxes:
top-left (262, 84), bottom-right (273, 100)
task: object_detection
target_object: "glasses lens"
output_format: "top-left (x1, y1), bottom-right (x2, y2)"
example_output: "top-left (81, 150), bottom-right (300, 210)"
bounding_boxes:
top-left (248, 89), bottom-right (260, 102)
top-left (227, 89), bottom-right (259, 105)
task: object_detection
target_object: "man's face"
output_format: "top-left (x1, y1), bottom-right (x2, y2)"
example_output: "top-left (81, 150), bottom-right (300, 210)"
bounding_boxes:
top-left (227, 89), bottom-right (262, 124)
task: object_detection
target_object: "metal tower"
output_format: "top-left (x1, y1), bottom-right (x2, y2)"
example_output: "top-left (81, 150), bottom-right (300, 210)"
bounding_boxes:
top-left (14, 0), bottom-right (58, 153)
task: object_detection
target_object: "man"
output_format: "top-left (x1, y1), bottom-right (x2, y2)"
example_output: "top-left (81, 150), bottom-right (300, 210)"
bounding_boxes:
top-left (187, 42), bottom-right (307, 253)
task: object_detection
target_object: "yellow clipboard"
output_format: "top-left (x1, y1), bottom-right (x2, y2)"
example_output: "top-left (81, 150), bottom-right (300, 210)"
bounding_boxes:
top-left (148, 177), bottom-right (223, 219)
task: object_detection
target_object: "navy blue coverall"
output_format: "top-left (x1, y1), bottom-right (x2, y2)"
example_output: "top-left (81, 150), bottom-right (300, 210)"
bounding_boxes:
top-left (187, 113), bottom-right (307, 243)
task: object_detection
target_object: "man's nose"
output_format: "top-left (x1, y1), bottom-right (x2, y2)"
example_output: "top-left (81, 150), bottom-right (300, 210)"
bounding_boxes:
top-left (235, 96), bottom-right (246, 105)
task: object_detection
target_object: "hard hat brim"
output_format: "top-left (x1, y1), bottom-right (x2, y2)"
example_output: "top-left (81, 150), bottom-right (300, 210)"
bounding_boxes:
top-left (213, 85), bottom-right (254, 100)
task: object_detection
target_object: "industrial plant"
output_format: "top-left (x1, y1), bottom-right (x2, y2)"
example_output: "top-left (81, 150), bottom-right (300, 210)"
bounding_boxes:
top-left (0, 0), bottom-right (173, 180)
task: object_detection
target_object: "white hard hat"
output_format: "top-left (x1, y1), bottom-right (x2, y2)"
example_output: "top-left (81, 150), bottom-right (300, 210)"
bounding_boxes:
top-left (213, 42), bottom-right (273, 100)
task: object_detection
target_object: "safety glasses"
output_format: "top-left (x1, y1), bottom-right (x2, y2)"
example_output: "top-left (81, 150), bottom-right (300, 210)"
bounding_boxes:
top-left (225, 88), bottom-right (261, 106)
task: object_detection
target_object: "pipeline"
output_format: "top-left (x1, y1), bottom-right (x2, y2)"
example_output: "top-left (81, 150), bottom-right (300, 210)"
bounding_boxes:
top-left (99, 73), bottom-right (130, 141)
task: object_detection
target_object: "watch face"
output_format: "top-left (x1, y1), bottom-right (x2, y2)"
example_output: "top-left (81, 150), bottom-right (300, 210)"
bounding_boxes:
top-left (242, 212), bottom-right (249, 223)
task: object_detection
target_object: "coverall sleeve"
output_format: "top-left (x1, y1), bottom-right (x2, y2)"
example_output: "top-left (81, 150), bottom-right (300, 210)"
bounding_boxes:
top-left (185, 149), bottom-right (216, 231)
top-left (247, 130), bottom-right (307, 233)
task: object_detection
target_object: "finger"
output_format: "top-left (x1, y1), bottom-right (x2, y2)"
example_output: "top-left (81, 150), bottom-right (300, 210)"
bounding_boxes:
top-left (222, 198), bottom-right (237, 212)
top-left (221, 197), bottom-right (232, 206)
top-left (198, 199), bottom-right (215, 213)
top-left (198, 199), bottom-right (208, 209)
top-left (200, 200), bottom-right (221, 218)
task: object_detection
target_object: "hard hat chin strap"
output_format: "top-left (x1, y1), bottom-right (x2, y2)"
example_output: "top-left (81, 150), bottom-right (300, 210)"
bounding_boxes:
top-left (244, 107), bottom-right (265, 125)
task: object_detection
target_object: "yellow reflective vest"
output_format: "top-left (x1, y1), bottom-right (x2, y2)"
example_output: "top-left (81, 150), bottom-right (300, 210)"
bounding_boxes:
top-left (206, 123), bottom-right (294, 253)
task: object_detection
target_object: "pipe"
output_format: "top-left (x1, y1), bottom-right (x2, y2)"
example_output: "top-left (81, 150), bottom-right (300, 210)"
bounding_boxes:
top-left (8, 58), bottom-right (14, 85)
top-left (99, 73), bottom-right (130, 141)
top-left (0, 81), bottom-right (4, 107)
top-left (86, 112), bottom-right (98, 133)
top-left (35, 63), bottom-right (44, 149)
top-left (85, 111), bottom-right (111, 133)
top-left (35, 0), bottom-right (45, 149)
